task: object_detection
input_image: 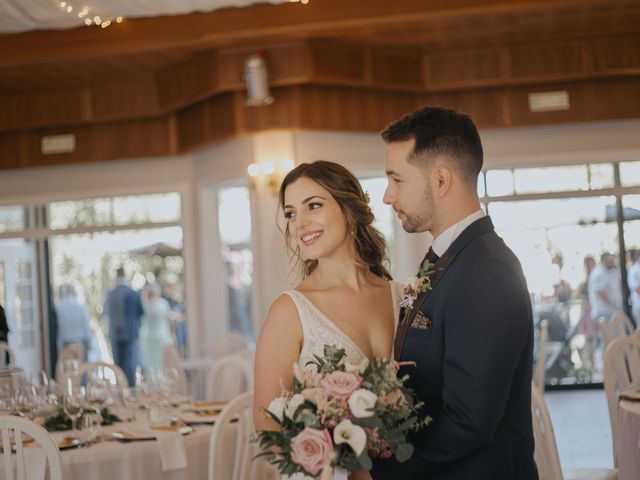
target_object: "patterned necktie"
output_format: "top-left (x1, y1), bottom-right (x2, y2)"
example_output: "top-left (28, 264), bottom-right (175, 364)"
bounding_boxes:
top-left (425, 247), bottom-right (439, 265)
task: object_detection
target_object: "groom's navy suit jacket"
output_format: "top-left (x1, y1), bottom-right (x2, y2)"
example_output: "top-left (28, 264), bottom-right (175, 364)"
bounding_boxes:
top-left (372, 216), bottom-right (538, 480)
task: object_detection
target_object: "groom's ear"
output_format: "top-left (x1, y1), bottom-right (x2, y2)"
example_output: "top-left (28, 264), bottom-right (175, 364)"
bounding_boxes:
top-left (433, 165), bottom-right (452, 197)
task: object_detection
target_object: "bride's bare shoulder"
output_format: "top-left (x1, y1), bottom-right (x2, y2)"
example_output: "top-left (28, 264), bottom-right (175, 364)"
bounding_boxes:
top-left (264, 293), bottom-right (299, 327)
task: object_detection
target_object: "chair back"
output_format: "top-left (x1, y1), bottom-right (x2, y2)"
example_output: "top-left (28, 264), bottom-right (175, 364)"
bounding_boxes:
top-left (210, 332), bottom-right (256, 358)
top-left (533, 320), bottom-right (549, 391)
top-left (0, 415), bottom-right (62, 480)
top-left (206, 354), bottom-right (253, 402)
top-left (0, 342), bottom-right (16, 368)
top-left (530, 383), bottom-right (564, 480)
top-left (208, 391), bottom-right (264, 480)
top-left (603, 333), bottom-right (640, 466)
top-left (55, 343), bottom-right (85, 382)
top-left (162, 345), bottom-right (188, 395)
top-left (79, 361), bottom-right (129, 388)
top-left (601, 311), bottom-right (635, 348)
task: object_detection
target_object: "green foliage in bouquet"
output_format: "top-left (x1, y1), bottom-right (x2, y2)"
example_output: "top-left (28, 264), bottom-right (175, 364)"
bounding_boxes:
top-left (44, 408), bottom-right (121, 432)
top-left (255, 345), bottom-right (430, 478)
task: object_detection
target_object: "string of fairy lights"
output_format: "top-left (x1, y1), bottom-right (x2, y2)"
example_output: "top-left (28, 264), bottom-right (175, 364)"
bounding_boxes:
top-left (54, 1), bottom-right (123, 28)
top-left (53, 0), bottom-right (310, 29)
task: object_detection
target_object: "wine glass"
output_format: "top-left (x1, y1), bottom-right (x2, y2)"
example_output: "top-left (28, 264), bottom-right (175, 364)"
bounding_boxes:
top-left (86, 373), bottom-right (109, 438)
top-left (63, 384), bottom-right (85, 441)
top-left (14, 386), bottom-right (36, 420)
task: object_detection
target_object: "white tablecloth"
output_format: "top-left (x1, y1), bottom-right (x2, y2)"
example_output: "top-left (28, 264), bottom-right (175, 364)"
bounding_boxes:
top-left (618, 399), bottom-right (640, 480)
top-left (0, 416), bottom-right (229, 480)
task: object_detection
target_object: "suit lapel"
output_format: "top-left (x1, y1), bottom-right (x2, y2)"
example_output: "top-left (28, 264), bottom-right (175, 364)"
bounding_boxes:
top-left (393, 216), bottom-right (496, 361)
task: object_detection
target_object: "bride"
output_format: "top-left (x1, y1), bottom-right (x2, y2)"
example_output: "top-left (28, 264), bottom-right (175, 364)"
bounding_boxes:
top-left (253, 160), bottom-right (403, 479)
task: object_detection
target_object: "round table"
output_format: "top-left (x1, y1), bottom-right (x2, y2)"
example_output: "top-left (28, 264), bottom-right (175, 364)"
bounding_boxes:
top-left (617, 399), bottom-right (640, 480)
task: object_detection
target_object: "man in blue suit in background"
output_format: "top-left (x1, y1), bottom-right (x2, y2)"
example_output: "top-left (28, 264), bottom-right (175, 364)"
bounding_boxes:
top-left (104, 267), bottom-right (143, 386)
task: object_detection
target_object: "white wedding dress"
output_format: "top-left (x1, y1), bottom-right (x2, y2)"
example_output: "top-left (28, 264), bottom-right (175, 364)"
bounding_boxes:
top-left (280, 281), bottom-right (404, 480)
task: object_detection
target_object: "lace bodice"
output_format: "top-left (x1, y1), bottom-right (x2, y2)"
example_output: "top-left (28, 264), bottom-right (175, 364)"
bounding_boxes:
top-left (284, 281), bottom-right (404, 369)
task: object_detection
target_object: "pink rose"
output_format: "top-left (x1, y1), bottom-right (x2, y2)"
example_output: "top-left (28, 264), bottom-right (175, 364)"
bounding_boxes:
top-left (290, 427), bottom-right (333, 475)
top-left (321, 371), bottom-right (362, 400)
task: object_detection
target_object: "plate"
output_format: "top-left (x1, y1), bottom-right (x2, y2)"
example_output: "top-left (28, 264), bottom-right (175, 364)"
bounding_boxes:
top-left (180, 411), bottom-right (218, 424)
top-left (111, 425), bottom-right (193, 441)
top-left (58, 437), bottom-right (81, 450)
top-left (190, 401), bottom-right (226, 415)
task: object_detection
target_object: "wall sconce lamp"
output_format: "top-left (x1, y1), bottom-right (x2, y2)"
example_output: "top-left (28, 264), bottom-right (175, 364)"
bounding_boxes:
top-left (247, 159), bottom-right (295, 195)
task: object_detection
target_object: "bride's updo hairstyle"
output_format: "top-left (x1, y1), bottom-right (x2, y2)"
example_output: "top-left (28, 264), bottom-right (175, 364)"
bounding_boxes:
top-left (278, 160), bottom-right (392, 280)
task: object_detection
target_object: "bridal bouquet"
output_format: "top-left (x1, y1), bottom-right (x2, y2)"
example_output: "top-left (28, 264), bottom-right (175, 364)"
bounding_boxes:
top-left (255, 345), bottom-right (428, 479)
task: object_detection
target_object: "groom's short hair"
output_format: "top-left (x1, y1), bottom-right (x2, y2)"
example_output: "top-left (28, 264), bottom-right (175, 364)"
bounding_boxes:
top-left (380, 105), bottom-right (483, 186)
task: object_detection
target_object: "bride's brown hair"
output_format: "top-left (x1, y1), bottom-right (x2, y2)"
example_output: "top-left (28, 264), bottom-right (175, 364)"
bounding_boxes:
top-left (278, 160), bottom-right (392, 280)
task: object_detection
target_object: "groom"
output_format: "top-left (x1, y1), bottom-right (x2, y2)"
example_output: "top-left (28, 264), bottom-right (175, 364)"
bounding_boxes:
top-left (372, 106), bottom-right (538, 479)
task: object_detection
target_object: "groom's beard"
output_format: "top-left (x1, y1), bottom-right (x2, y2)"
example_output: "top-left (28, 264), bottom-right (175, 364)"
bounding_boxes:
top-left (400, 184), bottom-right (436, 233)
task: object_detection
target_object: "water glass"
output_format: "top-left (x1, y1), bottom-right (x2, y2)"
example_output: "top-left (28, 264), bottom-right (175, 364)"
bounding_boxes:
top-left (63, 384), bottom-right (85, 440)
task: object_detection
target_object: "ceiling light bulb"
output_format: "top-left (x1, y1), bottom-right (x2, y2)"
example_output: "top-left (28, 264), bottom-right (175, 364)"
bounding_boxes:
top-left (67, 5), bottom-right (72, 12)
top-left (85, 18), bottom-right (92, 25)
top-left (60, 1), bottom-right (66, 7)
top-left (94, 16), bottom-right (101, 23)
top-left (116, 16), bottom-right (123, 23)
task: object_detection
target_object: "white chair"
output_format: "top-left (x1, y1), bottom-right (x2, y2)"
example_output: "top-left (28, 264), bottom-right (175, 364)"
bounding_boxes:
top-left (601, 312), bottom-right (634, 350)
top-left (533, 320), bottom-right (549, 391)
top-left (55, 343), bottom-right (85, 382)
top-left (162, 345), bottom-right (188, 395)
top-left (531, 384), bottom-right (617, 480)
top-left (79, 361), bottom-right (129, 388)
top-left (0, 342), bottom-right (16, 368)
top-left (208, 391), bottom-right (272, 480)
top-left (206, 354), bottom-right (253, 402)
top-left (603, 334), bottom-right (640, 466)
top-left (0, 415), bottom-right (62, 480)
top-left (210, 332), bottom-right (256, 358)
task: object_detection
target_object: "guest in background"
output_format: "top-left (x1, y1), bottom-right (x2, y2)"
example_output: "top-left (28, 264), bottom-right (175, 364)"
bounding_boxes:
top-left (103, 267), bottom-right (143, 386)
top-left (588, 252), bottom-right (623, 322)
top-left (55, 284), bottom-right (92, 359)
top-left (0, 303), bottom-right (9, 365)
top-left (627, 249), bottom-right (640, 324)
top-left (140, 283), bottom-right (173, 374)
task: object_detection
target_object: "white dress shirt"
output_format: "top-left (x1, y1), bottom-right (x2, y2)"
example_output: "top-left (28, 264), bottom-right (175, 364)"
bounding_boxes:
top-left (431, 209), bottom-right (486, 257)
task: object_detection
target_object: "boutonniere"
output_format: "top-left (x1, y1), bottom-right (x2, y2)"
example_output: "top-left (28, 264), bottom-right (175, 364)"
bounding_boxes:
top-left (400, 258), bottom-right (436, 323)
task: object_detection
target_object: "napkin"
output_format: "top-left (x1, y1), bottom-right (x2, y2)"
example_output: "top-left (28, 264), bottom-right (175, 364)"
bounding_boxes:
top-left (155, 431), bottom-right (187, 471)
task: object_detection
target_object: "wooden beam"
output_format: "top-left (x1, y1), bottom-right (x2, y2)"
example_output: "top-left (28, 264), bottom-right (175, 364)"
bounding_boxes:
top-left (0, 0), bottom-right (615, 68)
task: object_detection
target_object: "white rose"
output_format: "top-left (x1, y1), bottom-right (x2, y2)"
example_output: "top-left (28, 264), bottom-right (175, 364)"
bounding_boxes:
top-left (285, 394), bottom-right (305, 420)
top-left (267, 396), bottom-right (286, 422)
top-left (348, 389), bottom-right (377, 418)
top-left (333, 419), bottom-right (367, 456)
top-left (345, 357), bottom-right (369, 374)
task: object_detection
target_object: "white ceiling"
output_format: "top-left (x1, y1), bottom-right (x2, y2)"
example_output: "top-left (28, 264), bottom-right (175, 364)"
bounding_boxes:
top-left (0, 0), bottom-right (292, 33)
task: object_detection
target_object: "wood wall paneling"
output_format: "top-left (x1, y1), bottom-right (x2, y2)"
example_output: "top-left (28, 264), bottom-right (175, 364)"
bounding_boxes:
top-left (591, 35), bottom-right (640, 74)
top-left (91, 82), bottom-right (158, 120)
top-left (424, 49), bottom-right (504, 90)
top-left (370, 50), bottom-right (423, 90)
top-left (506, 81), bottom-right (587, 126)
top-left (216, 43), bottom-right (311, 92)
top-left (237, 88), bottom-right (296, 134)
top-left (310, 42), bottom-right (366, 84)
top-left (175, 93), bottom-right (236, 152)
top-left (157, 51), bottom-right (218, 112)
top-left (587, 77), bottom-right (640, 121)
top-left (508, 42), bottom-right (587, 81)
top-left (0, 89), bottom-right (89, 131)
top-left (423, 88), bottom-right (506, 128)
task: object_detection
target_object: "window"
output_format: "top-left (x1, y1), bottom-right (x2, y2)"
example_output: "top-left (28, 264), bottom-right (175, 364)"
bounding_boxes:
top-left (0, 206), bottom-right (25, 233)
top-left (218, 186), bottom-right (254, 338)
top-left (49, 193), bottom-right (181, 230)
